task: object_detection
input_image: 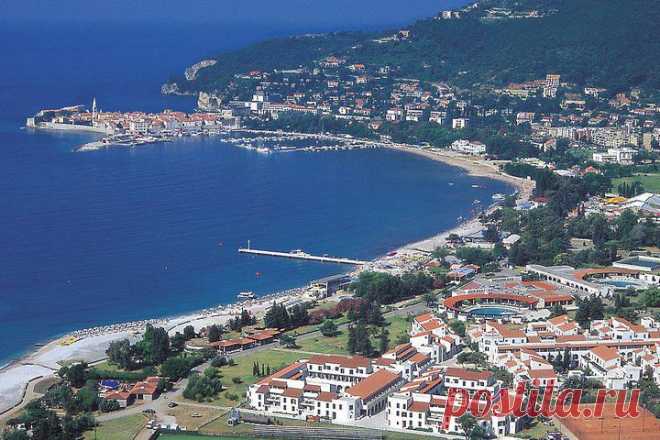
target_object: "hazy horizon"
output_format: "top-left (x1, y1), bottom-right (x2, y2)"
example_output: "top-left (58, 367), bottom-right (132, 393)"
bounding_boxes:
top-left (1, 0), bottom-right (467, 28)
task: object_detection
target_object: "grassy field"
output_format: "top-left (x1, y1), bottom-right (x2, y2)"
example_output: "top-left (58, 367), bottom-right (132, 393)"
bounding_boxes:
top-left (198, 413), bottom-right (436, 440)
top-left (514, 418), bottom-right (558, 439)
top-left (159, 435), bottom-right (246, 440)
top-left (198, 350), bottom-right (306, 407)
top-left (293, 314), bottom-right (411, 355)
top-left (83, 414), bottom-right (147, 440)
top-left (611, 174), bottom-right (660, 193)
top-left (166, 405), bottom-right (224, 431)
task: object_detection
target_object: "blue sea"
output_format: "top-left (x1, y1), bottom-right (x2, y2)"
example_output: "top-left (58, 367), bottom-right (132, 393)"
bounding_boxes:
top-left (0, 15), bottom-right (508, 365)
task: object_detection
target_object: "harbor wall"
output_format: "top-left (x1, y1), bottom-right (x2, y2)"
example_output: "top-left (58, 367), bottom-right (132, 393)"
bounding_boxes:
top-left (32, 121), bottom-right (113, 135)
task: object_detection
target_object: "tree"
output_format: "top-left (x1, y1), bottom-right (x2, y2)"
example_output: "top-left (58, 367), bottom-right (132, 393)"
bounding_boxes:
top-left (642, 288), bottom-right (660, 308)
top-left (106, 339), bottom-right (133, 370)
top-left (319, 319), bottom-right (338, 337)
top-left (77, 383), bottom-right (99, 412)
top-left (491, 368), bottom-right (513, 387)
top-left (379, 327), bottom-right (389, 355)
top-left (289, 304), bottom-right (309, 327)
top-left (279, 334), bottom-right (297, 348)
top-left (3, 430), bottom-right (30, 440)
top-left (549, 303), bottom-right (565, 318)
top-left (240, 309), bottom-right (256, 326)
top-left (456, 247), bottom-right (497, 267)
top-left (183, 368), bottom-right (223, 402)
top-left (347, 325), bottom-right (357, 354)
top-left (183, 325), bottom-right (196, 340)
top-left (366, 303), bottom-right (385, 326)
top-left (423, 292), bottom-right (437, 307)
top-left (458, 414), bottom-right (477, 440)
top-left (449, 320), bottom-right (466, 338)
top-left (354, 322), bottom-right (375, 357)
top-left (483, 224), bottom-right (499, 243)
top-left (170, 332), bottom-right (186, 352)
top-left (99, 398), bottom-right (120, 413)
top-left (60, 363), bottom-right (87, 388)
top-left (264, 302), bottom-right (291, 329)
top-left (207, 325), bottom-right (222, 343)
top-left (432, 246), bottom-right (450, 260)
top-left (138, 324), bottom-right (170, 365)
top-left (160, 357), bottom-right (194, 380)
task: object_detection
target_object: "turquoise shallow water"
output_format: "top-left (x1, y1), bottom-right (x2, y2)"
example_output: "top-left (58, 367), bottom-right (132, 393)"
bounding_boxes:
top-left (0, 16), bottom-right (506, 364)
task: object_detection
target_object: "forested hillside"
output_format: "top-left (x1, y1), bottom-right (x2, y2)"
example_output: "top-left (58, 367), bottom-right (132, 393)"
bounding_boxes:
top-left (168, 0), bottom-right (660, 94)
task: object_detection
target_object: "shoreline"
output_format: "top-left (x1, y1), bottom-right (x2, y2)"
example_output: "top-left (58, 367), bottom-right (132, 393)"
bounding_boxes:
top-left (0, 135), bottom-right (532, 419)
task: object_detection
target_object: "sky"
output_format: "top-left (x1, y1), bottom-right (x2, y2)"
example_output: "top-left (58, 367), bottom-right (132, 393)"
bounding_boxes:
top-left (0, 0), bottom-right (467, 28)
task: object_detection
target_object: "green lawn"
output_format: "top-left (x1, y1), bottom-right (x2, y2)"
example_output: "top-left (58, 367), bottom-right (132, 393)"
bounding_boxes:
top-left (199, 350), bottom-right (307, 407)
top-left (83, 414), bottom-right (147, 440)
top-left (159, 435), bottom-right (246, 440)
top-left (514, 418), bottom-right (558, 439)
top-left (294, 315), bottom-right (411, 356)
top-left (198, 413), bottom-right (435, 440)
top-left (611, 174), bottom-right (660, 193)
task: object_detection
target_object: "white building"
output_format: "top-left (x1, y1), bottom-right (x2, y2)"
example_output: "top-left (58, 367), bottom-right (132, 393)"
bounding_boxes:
top-left (247, 355), bottom-right (405, 423)
top-left (452, 118), bottom-right (469, 129)
top-left (387, 391), bottom-right (519, 437)
top-left (592, 147), bottom-right (637, 165)
top-left (450, 139), bottom-right (486, 155)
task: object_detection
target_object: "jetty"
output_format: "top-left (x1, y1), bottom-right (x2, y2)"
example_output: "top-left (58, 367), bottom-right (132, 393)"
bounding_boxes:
top-left (239, 244), bottom-right (366, 266)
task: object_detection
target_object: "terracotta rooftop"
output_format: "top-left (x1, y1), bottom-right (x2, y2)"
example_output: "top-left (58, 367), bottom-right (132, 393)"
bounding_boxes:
top-left (445, 367), bottom-right (493, 382)
top-left (346, 369), bottom-right (401, 401)
top-left (590, 345), bottom-right (620, 362)
top-left (308, 354), bottom-right (370, 369)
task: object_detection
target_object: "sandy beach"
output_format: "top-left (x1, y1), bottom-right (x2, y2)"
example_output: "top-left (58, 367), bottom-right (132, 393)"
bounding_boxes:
top-left (0, 138), bottom-right (533, 419)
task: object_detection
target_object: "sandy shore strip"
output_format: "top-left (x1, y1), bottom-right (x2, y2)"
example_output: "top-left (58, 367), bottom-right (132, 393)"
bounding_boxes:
top-left (0, 138), bottom-right (533, 418)
top-left (383, 145), bottom-right (535, 252)
top-left (0, 286), bottom-right (309, 416)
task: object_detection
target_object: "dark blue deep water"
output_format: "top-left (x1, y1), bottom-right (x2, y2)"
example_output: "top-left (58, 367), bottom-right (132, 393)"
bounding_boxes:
top-left (0, 17), bottom-right (508, 364)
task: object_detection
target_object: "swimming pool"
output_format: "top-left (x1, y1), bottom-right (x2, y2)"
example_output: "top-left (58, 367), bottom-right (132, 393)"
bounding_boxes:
top-left (468, 306), bottom-right (521, 318)
top-left (592, 277), bottom-right (646, 289)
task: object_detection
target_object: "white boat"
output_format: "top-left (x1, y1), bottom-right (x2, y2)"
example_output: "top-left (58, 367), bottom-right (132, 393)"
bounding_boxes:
top-left (492, 193), bottom-right (505, 200)
top-left (471, 184), bottom-right (481, 188)
top-left (237, 291), bottom-right (256, 300)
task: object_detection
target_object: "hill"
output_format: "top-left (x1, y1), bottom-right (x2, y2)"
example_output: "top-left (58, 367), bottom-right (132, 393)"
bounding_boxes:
top-left (165, 0), bottom-right (660, 94)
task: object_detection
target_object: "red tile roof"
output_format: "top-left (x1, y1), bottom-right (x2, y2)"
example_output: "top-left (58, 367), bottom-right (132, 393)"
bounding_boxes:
top-left (308, 354), bottom-right (370, 369)
top-left (591, 345), bottom-right (619, 362)
top-left (445, 367), bottom-right (493, 381)
top-left (409, 401), bottom-right (431, 412)
top-left (346, 369), bottom-right (401, 401)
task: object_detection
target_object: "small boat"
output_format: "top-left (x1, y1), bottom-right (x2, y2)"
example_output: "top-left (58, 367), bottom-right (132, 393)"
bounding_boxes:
top-left (448, 182), bottom-right (455, 186)
top-left (492, 193), bottom-right (505, 201)
top-left (237, 291), bottom-right (256, 300)
top-left (471, 184), bottom-right (481, 188)
top-left (473, 199), bottom-right (481, 204)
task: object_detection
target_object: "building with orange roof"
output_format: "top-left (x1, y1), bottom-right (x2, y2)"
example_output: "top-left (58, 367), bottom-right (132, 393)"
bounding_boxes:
top-left (128, 376), bottom-right (161, 402)
top-left (247, 358), bottom-right (404, 423)
top-left (346, 369), bottom-right (404, 417)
